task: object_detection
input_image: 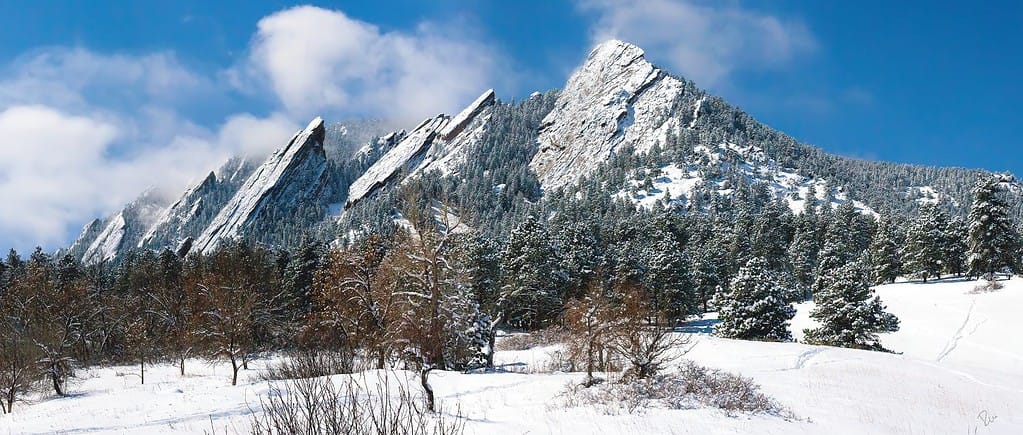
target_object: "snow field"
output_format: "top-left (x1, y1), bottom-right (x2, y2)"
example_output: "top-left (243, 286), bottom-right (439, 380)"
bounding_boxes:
top-left (2, 278), bottom-right (1020, 434)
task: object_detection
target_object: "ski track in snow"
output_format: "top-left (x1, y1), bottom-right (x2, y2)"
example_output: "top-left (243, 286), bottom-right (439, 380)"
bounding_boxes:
top-left (935, 298), bottom-right (978, 362)
top-left (793, 348), bottom-right (825, 369)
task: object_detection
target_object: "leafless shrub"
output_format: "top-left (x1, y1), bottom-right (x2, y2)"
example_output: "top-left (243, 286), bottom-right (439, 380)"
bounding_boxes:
top-left (970, 279), bottom-right (1004, 294)
top-left (250, 373), bottom-right (465, 435)
top-left (560, 360), bottom-right (793, 418)
top-left (673, 361), bottom-right (791, 416)
top-left (258, 349), bottom-right (356, 382)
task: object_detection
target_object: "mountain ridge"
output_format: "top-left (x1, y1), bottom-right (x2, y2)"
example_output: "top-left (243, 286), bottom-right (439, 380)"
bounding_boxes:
top-left (63, 39), bottom-right (1018, 263)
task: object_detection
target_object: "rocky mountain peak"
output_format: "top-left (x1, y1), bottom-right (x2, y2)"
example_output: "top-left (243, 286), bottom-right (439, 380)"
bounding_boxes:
top-left (191, 116), bottom-right (331, 254)
top-left (529, 39), bottom-right (695, 190)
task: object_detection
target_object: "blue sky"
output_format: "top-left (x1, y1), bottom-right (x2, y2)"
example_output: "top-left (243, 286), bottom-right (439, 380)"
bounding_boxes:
top-left (0, 0), bottom-right (1020, 252)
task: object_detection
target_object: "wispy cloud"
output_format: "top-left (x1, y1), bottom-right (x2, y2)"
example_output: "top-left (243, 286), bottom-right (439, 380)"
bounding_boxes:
top-left (577, 0), bottom-right (816, 87)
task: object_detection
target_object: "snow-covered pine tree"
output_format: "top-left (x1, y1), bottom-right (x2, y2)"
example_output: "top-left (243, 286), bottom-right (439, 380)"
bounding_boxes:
top-left (942, 215), bottom-right (968, 277)
top-left (967, 175), bottom-right (1021, 278)
top-left (499, 214), bottom-right (565, 328)
top-left (903, 204), bottom-right (946, 282)
top-left (804, 261), bottom-right (899, 351)
top-left (714, 257), bottom-right (795, 341)
top-left (868, 217), bottom-right (903, 284)
top-left (751, 199), bottom-right (795, 272)
top-left (812, 235), bottom-right (852, 298)
top-left (643, 235), bottom-right (694, 320)
top-left (789, 200), bottom-right (823, 294)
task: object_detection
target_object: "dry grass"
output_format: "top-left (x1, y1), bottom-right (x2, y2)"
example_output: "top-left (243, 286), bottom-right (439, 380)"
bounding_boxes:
top-left (495, 327), bottom-right (572, 352)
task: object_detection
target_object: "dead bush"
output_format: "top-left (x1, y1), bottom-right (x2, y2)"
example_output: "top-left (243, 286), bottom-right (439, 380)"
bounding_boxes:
top-left (970, 279), bottom-right (1004, 294)
top-left (250, 372), bottom-right (464, 435)
top-left (259, 349), bottom-right (357, 382)
top-left (560, 360), bottom-right (793, 418)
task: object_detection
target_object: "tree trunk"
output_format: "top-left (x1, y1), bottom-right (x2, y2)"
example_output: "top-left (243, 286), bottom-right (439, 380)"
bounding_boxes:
top-left (51, 371), bottom-right (64, 396)
top-left (179, 356), bottom-right (185, 376)
top-left (140, 356), bottom-right (145, 385)
top-left (486, 327), bottom-right (497, 370)
top-left (230, 357), bottom-right (239, 386)
top-left (585, 336), bottom-right (595, 386)
top-left (420, 367), bottom-right (435, 413)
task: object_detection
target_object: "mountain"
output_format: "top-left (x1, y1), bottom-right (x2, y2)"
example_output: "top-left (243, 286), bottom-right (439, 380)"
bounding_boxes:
top-left (65, 39), bottom-right (1017, 264)
top-left (66, 189), bottom-right (170, 264)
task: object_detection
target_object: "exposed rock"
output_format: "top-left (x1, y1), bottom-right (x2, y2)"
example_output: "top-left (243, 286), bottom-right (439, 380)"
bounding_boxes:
top-left (346, 89), bottom-right (496, 207)
top-left (530, 39), bottom-right (698, 190)
top-left (193, 117), bottom-right (331, 254)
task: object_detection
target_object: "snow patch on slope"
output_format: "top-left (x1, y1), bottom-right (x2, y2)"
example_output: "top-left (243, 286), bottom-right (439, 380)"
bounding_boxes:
top-left (618, 143), bottom-right (878, 216)
top-left (906, 185), bottom-right (959, 207)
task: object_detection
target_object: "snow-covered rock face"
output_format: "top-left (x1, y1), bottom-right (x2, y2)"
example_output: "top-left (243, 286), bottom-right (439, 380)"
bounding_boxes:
top-left (81, 212), bottom-right (127, 265)
top-left (69, 189), bottom-right (171, 264)
top-left (193, 117), bottom-right (330, 254)
top-left (346, 89), bottom-right (496, 206)
top-left (530, 40), bottom-right (697, 190)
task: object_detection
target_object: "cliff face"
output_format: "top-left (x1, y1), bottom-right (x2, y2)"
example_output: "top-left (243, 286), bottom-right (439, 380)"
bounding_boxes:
top-left (193, 117), bottom-right (330, 254)
top-left (530, 40), bottom-right (702, 191)
top-left (346, 89), bottom-right (496, 207)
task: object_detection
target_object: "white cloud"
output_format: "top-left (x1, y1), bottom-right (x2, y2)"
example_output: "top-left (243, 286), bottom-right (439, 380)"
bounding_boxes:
top-left (578, 0), bottom-right (816, 86)
top-left (0, 104), bottom-right (297, 250)
top-left (239, 5), bottom-right (499, 123)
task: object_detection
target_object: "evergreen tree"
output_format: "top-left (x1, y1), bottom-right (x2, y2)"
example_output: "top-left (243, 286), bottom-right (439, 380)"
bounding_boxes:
top-left (904, 204), bottom-right (947, 282)
top-left (714, 257), bottom-right (795, 341)
top-left (804, 261), bottom-right (899, 351)
top-left (499, 215), bottom-right (565, 328)
top-left (282, 237), bottom-right (323, 319)
top-left (642, 236), bottom-right (694, 321)
top-left (967, 176), bottom-right (1021, 278)
top-left (868, 217), bottom-right (903, 284)
top-left (789, 201), bottom-right (823, 293)
top-left (942, 215), bottom-right (968, 277)
top-left (751, 200), bottom-right (795, 271)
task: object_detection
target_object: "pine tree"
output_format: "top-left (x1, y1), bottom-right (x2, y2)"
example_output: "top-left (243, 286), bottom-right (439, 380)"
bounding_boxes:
top-left (967, 176), bottom-right (1021, 278)
top-left (714, 257), bottom-right (795, 341)
top-left (643, 236), bottom-right (694, 320)
top-left (804, 261), bottom-right (899, 351)
top-left (903, 204), bottom-right (946, 282)
top-left (942, 215), bottom-right (968, 277)
top-left (499, 214), bottom-right (565, 328)
top-left (282, 236), bottom-right (322, 318)
top-left (788, 204), bottom-right (822, 294)
top-left (869, 217), bottom-right (902, 284)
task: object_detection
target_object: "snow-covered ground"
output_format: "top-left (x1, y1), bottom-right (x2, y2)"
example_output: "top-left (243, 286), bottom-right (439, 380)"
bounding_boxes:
top-left (2, 278), bottom-right (1020, 434)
